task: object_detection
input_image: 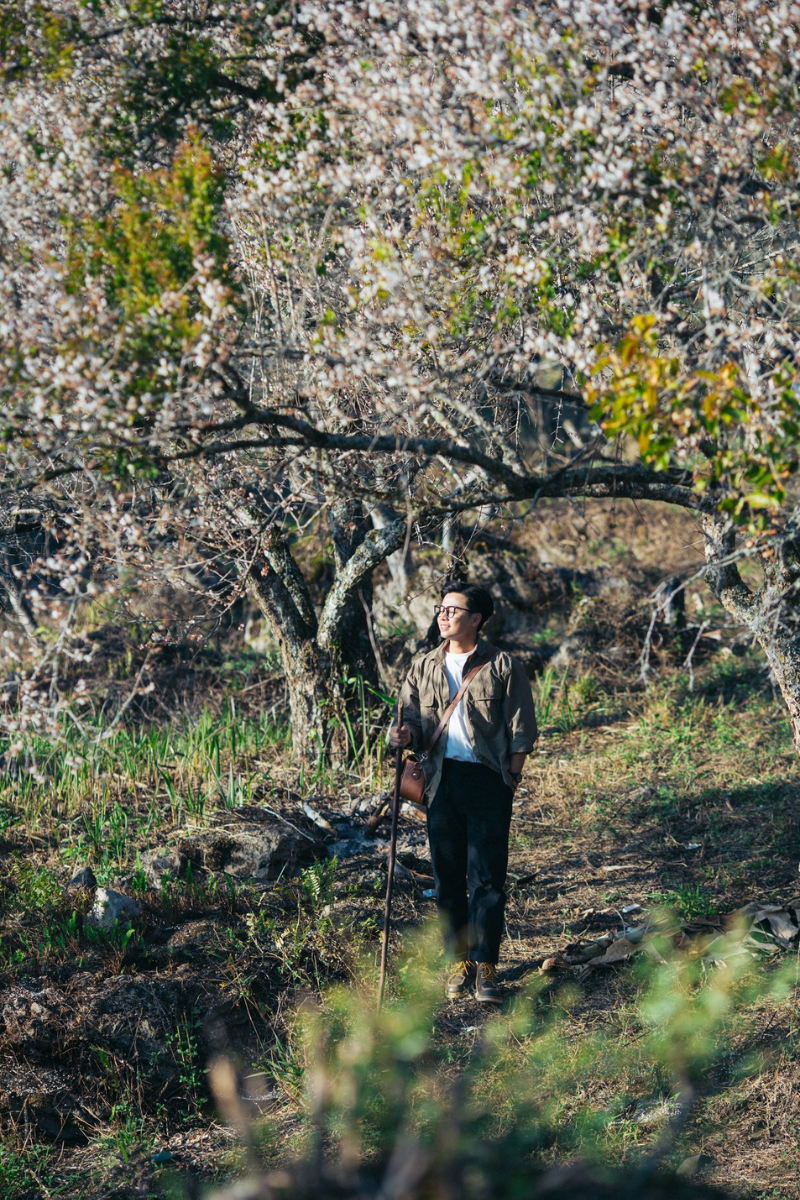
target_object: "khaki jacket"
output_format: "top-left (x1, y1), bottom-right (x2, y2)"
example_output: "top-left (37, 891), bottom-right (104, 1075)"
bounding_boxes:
top-left (397, 637), bottom-right (538, 803)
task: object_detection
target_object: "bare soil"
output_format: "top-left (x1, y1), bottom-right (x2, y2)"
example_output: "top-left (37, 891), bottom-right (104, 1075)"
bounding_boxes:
top-left (2, 502), bottom-right (799, 1199)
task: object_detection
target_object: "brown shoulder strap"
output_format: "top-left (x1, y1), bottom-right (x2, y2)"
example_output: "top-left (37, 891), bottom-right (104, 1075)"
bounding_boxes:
top-left (421, 650), bottom-right (496, 759)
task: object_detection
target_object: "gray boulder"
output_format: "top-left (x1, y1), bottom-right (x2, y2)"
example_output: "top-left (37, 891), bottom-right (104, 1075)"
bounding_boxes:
top-left (85, 887), bottom-right (141, 932)
top-left (676, 1153), bottom-right (714, 1179)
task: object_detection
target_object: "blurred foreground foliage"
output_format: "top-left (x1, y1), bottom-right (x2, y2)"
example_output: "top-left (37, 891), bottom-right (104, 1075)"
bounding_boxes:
top-left (203, 926), bottom-right (789, 1200)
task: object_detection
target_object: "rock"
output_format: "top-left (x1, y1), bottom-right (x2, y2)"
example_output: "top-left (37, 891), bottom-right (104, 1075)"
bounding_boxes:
top-left (0, 1062), bottom-right (86, 1141)
top-left (0, 974), bottom-right (242, 1140)
top-left (221, 822), bottom-right (322, 880)
top-left (65, 866), bottom-right (97, 892)
top-left (167, 920), bottom-right (217, 952)
top-left (85, 887), bottom-right (140, 932)
top-left (144, 814), bottom-right (325, 887)
top-left (85, 975), bottom-right (179, 1068)
top-left (676, 1153), bottom-right (714, 1179)
top-left (548, 633), bottom-right (586, 672)
top-left (141, 848), bottom-right (187, 888)
top-left (1, 984), bottom-right (65, 1050)
top-left (66, 971), bottom-right (96, 993)
top-left (185, 829), bottom-right (237, 872)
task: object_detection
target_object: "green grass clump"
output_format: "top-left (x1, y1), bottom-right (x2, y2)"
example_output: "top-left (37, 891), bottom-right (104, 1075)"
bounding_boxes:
top-left (649, 885), bottom-right (717, 921)
top-left (0, 707), bottom-right (292, 880)
top-left (0, 1143), bottom-right (58, 1197)
top-left (246, 928), bottom-right (800, 1200)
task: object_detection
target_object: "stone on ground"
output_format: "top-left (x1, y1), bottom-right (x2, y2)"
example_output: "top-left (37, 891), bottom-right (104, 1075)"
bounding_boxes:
top-left (85, 887), bottom-right (140, 932)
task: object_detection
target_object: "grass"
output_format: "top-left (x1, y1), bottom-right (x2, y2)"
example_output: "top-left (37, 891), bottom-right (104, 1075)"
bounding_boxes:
top-left (1, 706), bottom-right (293, 876)
top-left (0, 1142), bottom-right (56, 1192)
top-left (649, 884), bottom-right (718, 920)
top-left (230, 931), bottom-right (800, 1199)
top-left (2, 636), bottom-right (800, 1197)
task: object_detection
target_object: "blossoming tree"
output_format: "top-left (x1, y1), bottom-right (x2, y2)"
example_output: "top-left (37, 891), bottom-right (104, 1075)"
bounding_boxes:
top-left (4, 0), bottom-right (800, 754)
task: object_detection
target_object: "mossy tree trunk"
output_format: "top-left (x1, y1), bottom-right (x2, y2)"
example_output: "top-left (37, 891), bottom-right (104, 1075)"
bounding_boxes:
top-left (245, 517), bottom-right (407, 761)
top-left (703, 512), bottom-right (800, 751)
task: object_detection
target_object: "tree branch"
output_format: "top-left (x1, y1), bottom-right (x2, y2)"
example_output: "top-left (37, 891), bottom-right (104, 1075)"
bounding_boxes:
top-left (262, 527), bottom-right (318, 634)
top-left (481, 376), bottom-right (588, 409)
top-left (247, 562), bottom-right (316, 657)
top-left (421, 463), bottom-right (706, 512)
top-left (701, 512), bottom-right (758, 624)
top-left (318, 517), bottom-right (409, 651)
top-left (215, 491), bottom-right (318, 639)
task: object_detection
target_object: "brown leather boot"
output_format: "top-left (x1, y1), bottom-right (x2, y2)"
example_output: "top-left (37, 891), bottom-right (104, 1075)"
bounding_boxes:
top-left (474, 962), bottom-right (503, 1003)
top-left (446, 960), bottom-right (476, 997)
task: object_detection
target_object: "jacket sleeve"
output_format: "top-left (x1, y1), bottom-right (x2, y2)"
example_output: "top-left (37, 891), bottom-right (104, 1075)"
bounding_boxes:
top-left (503, 657), bottom-right (538, 754)
top-left (395, 659), bottom-right (424, 752)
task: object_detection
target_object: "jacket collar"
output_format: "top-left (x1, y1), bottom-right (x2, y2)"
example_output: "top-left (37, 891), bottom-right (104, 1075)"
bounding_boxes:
top-left (434, 635), bottom-right (492, 663)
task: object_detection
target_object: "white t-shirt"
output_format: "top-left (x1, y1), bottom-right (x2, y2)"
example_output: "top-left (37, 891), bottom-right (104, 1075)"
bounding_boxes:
top-left (443, 650), bottom-right (480, 762)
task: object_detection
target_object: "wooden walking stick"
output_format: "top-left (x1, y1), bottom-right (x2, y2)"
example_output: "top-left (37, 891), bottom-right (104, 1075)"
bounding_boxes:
top-left (378, 699), bottom-right (404, 1010)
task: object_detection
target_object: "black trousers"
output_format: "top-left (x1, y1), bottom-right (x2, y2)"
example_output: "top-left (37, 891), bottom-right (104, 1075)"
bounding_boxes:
top-left (426, 759), bottom-right (513, 965)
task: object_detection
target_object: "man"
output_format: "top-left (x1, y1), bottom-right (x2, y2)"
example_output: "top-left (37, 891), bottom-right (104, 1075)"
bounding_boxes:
top-left (390, 580), bottom-right (538, 1003)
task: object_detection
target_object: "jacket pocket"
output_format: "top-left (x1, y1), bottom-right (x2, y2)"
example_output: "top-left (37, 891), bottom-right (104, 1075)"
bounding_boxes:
top-left (419, 704), bottom-right (440, 749)
top-left (467, 686), bottom-right (504, 736)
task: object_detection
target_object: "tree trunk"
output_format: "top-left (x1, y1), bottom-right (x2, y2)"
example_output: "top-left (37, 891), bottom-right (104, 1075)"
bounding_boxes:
top-left (246, 560), bottom-right (331, 758)
top-left (327, 499), bottom-right (379, 688)
top-left (757, 628), bottom-right (800, 751)
top-left (702, 511), bottom-right (800, 752)
top-left (243, 515), bottom-right (410, 762)
top-left (2, 577), bottom-right (38, 639)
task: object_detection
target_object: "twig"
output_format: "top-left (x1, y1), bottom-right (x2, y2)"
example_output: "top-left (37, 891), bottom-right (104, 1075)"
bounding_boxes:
top-left (683, 619), bottom-right (710, 692)
top-left (379, 699), bottom-right (404, 1009)
top-left (358, 586), bottom-right (390, 690)
top-left (302, 800), bottom-right (336, 834)
top-left (625, 1078), bottom-right (695, 1196)
top-left (260, 806), bottom-right (319, 843)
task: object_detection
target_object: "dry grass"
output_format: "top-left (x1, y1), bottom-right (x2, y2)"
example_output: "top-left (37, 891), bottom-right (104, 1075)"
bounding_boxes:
top-left (1, 502), bottom-right (798, 1199)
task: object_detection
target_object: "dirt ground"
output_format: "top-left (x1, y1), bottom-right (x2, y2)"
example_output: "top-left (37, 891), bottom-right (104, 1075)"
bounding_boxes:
top-left (2, 503), bottom-right (800, 1199)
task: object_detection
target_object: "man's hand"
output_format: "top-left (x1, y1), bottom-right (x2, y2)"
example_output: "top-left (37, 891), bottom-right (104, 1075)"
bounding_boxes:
top-left (389, 724), bottom-right (412, 749)
top-left (509, 751), bottom-right (527, 794)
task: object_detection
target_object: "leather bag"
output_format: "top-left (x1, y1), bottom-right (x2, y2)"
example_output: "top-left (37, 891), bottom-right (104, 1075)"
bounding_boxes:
top-left (398, 649), bottom-right (497, 811)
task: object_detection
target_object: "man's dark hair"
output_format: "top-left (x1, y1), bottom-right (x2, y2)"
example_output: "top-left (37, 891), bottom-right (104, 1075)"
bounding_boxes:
top-left (440, 579), bottom-right (494, 631)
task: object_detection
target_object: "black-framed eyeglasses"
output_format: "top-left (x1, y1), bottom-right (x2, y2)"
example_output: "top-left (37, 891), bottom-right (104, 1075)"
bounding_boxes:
top-left (434, 604), bottom-right (473, 619)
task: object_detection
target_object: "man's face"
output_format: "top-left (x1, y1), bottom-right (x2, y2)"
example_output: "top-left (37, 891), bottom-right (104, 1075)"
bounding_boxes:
top-left (437, 592), bottom-right (482, 641)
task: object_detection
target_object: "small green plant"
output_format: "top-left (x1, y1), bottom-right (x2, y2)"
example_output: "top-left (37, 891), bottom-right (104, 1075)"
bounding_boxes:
top-left (554, 680), bottom-right (577, 733)
top-left (534, 667), bottom-right (575, 731)
top-left (243, 908), bottom-right (275, 954)
top-left (131, 860), bottom-right (148, 896)
top-left (301, 857), bottom-right (337, 911)
top-left (571, 671), bottom-right (600, 707)
top-left (268, 1031), bottom-right (306, 1105)
top-left (167, 1017), bottom-right (205, 1108)
top-left (83, 921), bottom-right (138, 958)
top-left (9, 860), bottom-right (62, 910)
top-left (97, 1099), bottom-right (155, 1164)
top-left (250, 927), bottom-right (797, 1196)
top-left (649, 884), bottom-right (717, 920)
top-left (534, 665), bottom-right (558, 726)
top-left (184, 777), bottom-right (206, 820)
top-left (107, 800), bottom-right (129, 867)
top-left (273, 914), bottom-right (315, 980)
top-left (0, 1142), bottom-right (56, 1196)
top-left (324, 673), bottom-right (389, 792)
